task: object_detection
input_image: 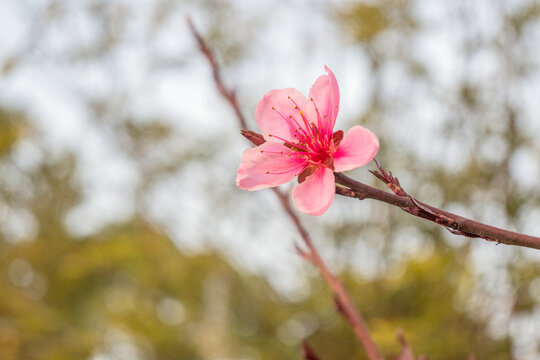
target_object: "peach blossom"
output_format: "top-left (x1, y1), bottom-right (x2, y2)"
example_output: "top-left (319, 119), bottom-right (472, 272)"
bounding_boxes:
top-left (237, 66), bottom-right (379, 215)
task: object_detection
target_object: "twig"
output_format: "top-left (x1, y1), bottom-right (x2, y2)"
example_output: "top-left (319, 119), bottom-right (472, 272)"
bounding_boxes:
top-left (301, 340), bottom-right (323, 360)
top-left (272, 189), bottom-right (383, 360)
top-left (187, 17), bottom-right (247, 130)
top-left (334, 171), bottom-right (540, 250)
top-left (188, 17), bottom-right (384, 360)
top-left (233, 127), bottom-right (540, 250)
top-left (394, 329), bottom-right (415, 360)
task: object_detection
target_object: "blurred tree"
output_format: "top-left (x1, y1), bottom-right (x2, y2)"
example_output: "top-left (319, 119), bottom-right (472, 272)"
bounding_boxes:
top-left (0, 105), bottom-right (511, 360)
top-left (1, 0), bottom-right (540, 359)
top-left (336, 0), bottom-right (540, 358)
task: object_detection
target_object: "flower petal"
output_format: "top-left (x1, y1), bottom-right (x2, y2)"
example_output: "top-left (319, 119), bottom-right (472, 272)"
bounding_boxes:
top-left (255, 88), bottom-right (317, 143)
top-left (292, 167), bottom-right (335, 216)
top-left (308, 66), bottom-right (340, 129)
top-left (236, 142), bottom-right (307, 191)
top-left (333, 125), bottom-right (379, 172)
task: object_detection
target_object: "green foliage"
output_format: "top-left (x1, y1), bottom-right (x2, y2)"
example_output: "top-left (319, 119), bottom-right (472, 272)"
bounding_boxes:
top-left (0, 111), bottom-right (511, 359)
top-left (340, 3), bottom-right (389, 42)
top-left (339, 0), bottom-right (416, 44)
top-left (0, 106), bottom-right (513, 359)
top-left (0, 109), bottom-right (25, 157)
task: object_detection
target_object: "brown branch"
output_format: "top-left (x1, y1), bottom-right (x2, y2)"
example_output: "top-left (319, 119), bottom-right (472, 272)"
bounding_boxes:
top-left (235, 127), bottom-right (540, 250)
top-left (334, 171), bottom-right (540, 250)
top-left (272, 189), bottom-right (383, 360)
top-left (188, 17), bottom-right (384, 360)
top-left (187, 17), bottom-right (248, 130)
top-left (393, 329), bottom-right (415, 360)
top-left (301, 340), bottom-right (323, 360)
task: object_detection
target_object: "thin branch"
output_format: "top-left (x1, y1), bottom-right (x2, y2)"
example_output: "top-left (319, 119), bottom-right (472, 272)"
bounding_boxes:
top-left (188, 17), bottom-right (384, 360)
top-left (334, 171), bottom-right (540, 250)
top-left (394, 329), bottom-right (415, 360)
top-left (301, 340), bottom-right (323, 360)
top-left (235, 127), bottom-right (540, 250)
top-left (187, 17), bottom-right (247, 130)
top-left (272, 188), bottom-right (383, 360)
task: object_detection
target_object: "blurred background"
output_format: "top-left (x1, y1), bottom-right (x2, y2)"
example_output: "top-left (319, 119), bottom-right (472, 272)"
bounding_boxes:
top-left (1, 0), bottom-right (540, 359)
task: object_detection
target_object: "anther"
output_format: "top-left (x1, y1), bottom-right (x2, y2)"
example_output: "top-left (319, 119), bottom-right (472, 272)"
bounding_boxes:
top-left (272, 107), bottom-right (275, 110)
top-left (266, 171), bottom-right (269, 174)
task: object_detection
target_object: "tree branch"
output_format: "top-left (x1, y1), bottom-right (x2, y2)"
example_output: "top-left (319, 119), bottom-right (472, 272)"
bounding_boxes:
top-left (301, 340), bottom-right (323, 360)
top-left (334, 171), bottom-right (540, 250)
top-left (237, 129), bottom-right (540, 250)
top-left (188, 17), bottom-right (384, 360)
top-left (272, 188), bottom-right (383, 360)
top-left (187, 17), bottom-right (247, 130)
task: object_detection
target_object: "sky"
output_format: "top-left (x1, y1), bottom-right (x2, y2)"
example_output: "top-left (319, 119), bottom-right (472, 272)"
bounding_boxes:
top-left (1, 0), bottom-right (540, 268)
top-left (1, 0), bottom-right (540, 282)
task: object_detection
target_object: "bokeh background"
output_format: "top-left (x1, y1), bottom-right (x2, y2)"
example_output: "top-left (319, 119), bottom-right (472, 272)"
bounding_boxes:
top-left (1, 0), bottom-right (540, 359)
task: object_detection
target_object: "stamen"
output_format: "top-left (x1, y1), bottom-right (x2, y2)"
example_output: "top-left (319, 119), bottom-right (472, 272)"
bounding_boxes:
top-left (262, 149), bottom-right (290, 155)
top-left (266, 168), bottom-right (304, 176)
top-left (288, 97), bottom-right (315, 138)
top-left (272, 107), bottom-right (310, 139)
top-left (298, 110), bottom-right (314, 138)
top-left (264, 96), bottom-right (338, 170)
top-left (284, 144), bottom-right (308, 153)
top-left (311, 97), bottom-right (332, 142)
top-left (267, 133), bottom-right (295, 144)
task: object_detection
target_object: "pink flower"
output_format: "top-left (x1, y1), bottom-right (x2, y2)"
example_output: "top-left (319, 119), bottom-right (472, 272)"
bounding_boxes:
top-left (236, 66), bottom-right (379, 216)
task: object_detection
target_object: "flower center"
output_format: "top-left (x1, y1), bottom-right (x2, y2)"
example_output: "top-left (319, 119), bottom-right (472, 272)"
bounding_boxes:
top-left (267, 97), bottom-right (344, 176)
top-left (287, 124), bottom-right (336, 170)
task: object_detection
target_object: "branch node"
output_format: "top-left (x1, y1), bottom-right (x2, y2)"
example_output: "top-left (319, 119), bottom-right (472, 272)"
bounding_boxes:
top-left (370, 158), bottom-right (408, 197)
top-left (336, 186), bottom-right (365, 200)
top-left (295, 243), bottom-right (314, 262)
